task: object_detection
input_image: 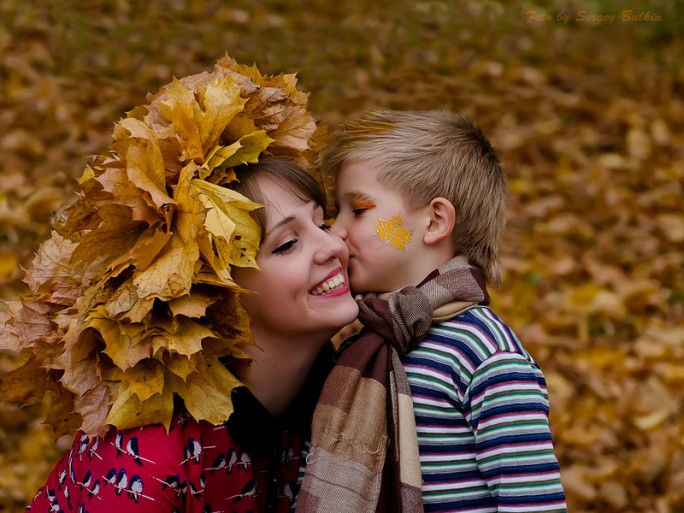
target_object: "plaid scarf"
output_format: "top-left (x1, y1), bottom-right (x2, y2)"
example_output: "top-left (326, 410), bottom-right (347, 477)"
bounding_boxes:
top-left (297, 256), bottom-right (489, 513)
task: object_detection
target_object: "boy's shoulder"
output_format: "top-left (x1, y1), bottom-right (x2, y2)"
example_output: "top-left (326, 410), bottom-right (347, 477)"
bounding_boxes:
top-left (433, 304), bottom-right (507, 330)
top-left (421, 305), bottom-right (528, 357)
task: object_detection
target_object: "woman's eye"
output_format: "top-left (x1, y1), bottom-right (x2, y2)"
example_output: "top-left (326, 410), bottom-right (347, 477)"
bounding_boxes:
top-left (272, 239), bottom-right (298, 254)
top-left (351, 207), bottom-right (367, 216)
top-left (319, 223), bottom-right (332, 232)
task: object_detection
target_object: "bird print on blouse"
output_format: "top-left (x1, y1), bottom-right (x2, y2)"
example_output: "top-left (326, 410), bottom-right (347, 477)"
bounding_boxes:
top-left (27, 410), bottom-right (306, 513)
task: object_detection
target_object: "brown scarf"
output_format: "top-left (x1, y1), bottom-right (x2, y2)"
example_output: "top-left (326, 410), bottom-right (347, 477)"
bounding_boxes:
top-left (297, 256), bottom-right (489, 512)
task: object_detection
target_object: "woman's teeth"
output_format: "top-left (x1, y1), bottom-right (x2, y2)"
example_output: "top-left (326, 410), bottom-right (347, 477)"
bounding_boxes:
top-left (312, 273), bottom-right (345, 295)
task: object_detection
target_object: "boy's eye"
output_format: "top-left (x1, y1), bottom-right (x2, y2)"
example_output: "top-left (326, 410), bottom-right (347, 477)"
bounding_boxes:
top-left (272, 239), bottom-right (298, 254)
top-left (351, 200), bottom-right (376, 217)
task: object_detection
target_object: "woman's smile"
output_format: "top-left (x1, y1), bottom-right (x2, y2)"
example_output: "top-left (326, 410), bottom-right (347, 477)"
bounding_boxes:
top-left (311, 268), bottom-right (348, 296)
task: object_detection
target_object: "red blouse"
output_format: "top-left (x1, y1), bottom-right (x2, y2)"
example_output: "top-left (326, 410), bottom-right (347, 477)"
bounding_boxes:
top-left (26, 387), bottom-right (314, 513)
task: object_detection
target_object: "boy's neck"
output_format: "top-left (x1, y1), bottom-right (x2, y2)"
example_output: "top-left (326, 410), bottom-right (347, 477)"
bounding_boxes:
top-left (401, 246), bottom-right (457, 290)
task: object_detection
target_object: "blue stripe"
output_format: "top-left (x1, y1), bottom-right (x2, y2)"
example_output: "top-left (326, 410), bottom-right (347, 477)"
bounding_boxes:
top-left (421, 469), bottom-right (485, 482)
top-left (424, 495), bottom-right (495, 512)
top-left (477, 433), bottom-right (554, 450)
top-left (498, 492), bottom-right (568, 504)
top-left (481, 462), bottom-right (562, 478)
top-left (418, 443), bottom-right (477, 455)
top-left (470, 370), bottom-right (545, 396)
top-left (477, 402), bottom-right (551, 420)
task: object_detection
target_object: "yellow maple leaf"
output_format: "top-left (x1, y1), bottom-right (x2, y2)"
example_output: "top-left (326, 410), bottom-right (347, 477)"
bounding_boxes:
top-left (167, 291), bottom-right (216, 318)
top-left (176, 354), bottom-right (242, 426)
top-left (105, 381), bottom-right (175, 432)
top-left (165, 353), bottom-right (197, 382)
top-left (197, 77), bottom-right (247, 152)
top-left (93, 164), bottom-right (164, 225)
top-left (75, 385), bottom-right (111, 436)
top-left (191, 179), bottom-right (262, 271)
top-left (23, 232), bottom-right (80, 305)
top-left (202, 129), bottom-right (274, 177)
top-left (105, 281), bottom-right (141, 320)
top-left (44, 384), bottom-right (81, 437)
top-left (70, 207), bottom-right (146, 281)
top-left (0, 300), bottom-right (59, 353)
top-left (160, 76), bottom-right (246, 164)
top-left (204, 290), bottom-right (256, 356)
top-left (125, 359), bottom-right (165, 401)
top-left (216, 55), bottom-right (317, 165)
top-left (131, 232), bottom-right (198, 301)
top-left (376, 214), bottom-right (413, 250)
top-left (59, 355), bottom-right (101, 399)
top-left (148, 316), bottom-right (216, 357)
top-left (129, 226), bottom-right (174, 273)
top-left (95, 318), bottom-right (153, 372)
top-left (268, 107), bottom-right (317, 152)
top-left (113, 117), bottom-right (169, 203)
top-left (0, 360), bottom-right (47, 405)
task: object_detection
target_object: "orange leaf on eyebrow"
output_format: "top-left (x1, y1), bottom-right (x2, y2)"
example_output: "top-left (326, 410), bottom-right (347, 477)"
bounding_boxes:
top-left (375, 214), bottom-right (412, 250)
top-left (353, 200), bottom-right (376, 209)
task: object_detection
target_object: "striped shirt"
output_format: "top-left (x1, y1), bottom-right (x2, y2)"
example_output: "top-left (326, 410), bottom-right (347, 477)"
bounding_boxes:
top-left (402, 306), bottom-right (567, 512)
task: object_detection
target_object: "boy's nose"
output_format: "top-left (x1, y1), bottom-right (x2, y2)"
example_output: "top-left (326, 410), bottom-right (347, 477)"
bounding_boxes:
top-left (331, 218), bottom-right (348, 240)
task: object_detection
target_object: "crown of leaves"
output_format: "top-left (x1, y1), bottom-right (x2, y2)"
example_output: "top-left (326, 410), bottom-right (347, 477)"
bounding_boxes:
top-left (0, 55), bottom-right (322, 437)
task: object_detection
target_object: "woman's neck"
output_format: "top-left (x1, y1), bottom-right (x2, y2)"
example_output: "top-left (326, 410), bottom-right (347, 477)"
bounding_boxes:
top-left (238, 331), bottom-right (328, 418)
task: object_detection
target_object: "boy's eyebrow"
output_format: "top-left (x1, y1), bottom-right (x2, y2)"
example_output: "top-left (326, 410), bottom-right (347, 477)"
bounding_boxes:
top-left (341, 191), bottom-right (376, 203)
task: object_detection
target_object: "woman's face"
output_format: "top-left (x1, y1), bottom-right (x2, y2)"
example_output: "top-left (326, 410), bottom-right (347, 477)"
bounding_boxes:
top-left (232, 178), bottom-right (359, 343)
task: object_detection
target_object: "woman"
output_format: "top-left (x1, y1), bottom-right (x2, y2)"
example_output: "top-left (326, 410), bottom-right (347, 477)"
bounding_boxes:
top-left (25, 158), bottom-right (358, 513)
top-left (3, 57), bottom-right (357, 513)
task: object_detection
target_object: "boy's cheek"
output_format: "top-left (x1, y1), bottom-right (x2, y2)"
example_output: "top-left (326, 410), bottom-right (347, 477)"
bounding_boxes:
top-left (374, 214), bottom-right (413, 251)
top-left (348, 269), bottom-right (370, 295)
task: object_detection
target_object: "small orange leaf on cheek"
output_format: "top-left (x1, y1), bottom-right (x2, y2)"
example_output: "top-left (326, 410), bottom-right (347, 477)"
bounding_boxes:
top-left (375, 214), bottom-right (413, 250)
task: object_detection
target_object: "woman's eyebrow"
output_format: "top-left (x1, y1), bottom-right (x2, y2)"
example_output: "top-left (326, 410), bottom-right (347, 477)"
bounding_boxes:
top-left (266, 215), bottom-right (295, 234)
top-left (265, 202), bottom-right (319, 234)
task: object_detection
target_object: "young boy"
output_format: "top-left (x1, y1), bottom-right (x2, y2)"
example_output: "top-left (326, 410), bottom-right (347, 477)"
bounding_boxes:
top-left (299, 110), bottom-right (567, 513)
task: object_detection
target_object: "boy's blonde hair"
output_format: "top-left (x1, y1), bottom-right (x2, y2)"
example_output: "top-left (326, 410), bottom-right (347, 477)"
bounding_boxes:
top-left (319, 109), bottom-right (507, 286)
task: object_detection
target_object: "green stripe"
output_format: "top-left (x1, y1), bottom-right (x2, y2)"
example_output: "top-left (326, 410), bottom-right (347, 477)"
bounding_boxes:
top-left (478, 449), bottom-right (559, 467)
top-left (429, 322), bottom-right (497, 359)
top-left (477, 419), bottom-right (550, 436)
top-left (473, 307), bottom-right (517, 352)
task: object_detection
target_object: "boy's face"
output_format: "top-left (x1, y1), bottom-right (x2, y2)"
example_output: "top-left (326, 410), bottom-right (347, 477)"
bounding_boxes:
top-left (332, 159), bottom-right (429, 293)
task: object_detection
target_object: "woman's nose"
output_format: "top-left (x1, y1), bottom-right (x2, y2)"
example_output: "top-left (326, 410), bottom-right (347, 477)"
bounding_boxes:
top-left (313, 225), bottom-right (348, 264)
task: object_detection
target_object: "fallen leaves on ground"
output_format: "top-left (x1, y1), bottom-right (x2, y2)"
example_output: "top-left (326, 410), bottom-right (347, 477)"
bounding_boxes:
top-left (1, 1), bottom-right (683, 512)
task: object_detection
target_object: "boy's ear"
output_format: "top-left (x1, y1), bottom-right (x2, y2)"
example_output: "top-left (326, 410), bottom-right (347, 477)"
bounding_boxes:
top-left (423, 197), bottom-right (456, 246)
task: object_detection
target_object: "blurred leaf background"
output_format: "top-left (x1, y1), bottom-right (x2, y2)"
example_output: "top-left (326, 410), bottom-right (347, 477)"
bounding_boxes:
top-left (1, 0), bottom-right (683, 511)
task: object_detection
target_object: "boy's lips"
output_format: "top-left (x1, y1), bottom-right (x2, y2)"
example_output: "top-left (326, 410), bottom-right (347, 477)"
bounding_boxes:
top-left (310, 269), bottom-right (347, 296)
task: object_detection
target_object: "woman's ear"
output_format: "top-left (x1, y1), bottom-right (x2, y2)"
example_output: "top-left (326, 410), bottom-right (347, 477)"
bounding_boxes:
top-left (424, 197), bottom-right (456, 246)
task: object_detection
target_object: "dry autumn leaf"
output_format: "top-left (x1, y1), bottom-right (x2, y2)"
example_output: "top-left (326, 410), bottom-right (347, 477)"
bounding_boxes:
top-left (0, 55), bottom-right (323, 438)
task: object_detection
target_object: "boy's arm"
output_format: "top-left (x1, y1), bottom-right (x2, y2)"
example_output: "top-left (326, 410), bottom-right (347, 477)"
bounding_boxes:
top-left (467, 351), bottom-right (567, 513)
